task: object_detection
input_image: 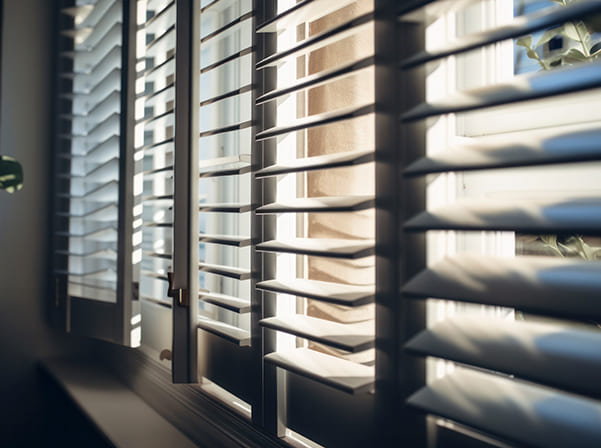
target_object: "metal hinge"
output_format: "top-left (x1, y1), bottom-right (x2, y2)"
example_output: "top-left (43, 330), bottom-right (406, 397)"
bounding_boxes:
top-left (167, 272), bottom-right (189, 307)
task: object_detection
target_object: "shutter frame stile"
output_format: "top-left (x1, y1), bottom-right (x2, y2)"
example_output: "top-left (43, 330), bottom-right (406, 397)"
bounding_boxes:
top-left (400, 1), bottom-right (601, 447)
top-left (378, 0), bottom-right (427, 446)
top-left (172, 0), bottom-right (201, 384)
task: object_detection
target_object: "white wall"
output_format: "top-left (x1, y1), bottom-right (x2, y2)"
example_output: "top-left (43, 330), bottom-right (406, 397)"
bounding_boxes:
top-left (0, 0), bottom-right (97, 443)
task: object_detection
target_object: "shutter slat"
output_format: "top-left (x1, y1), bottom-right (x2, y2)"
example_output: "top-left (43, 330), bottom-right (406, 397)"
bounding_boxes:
top-left (143, 222), bottom-right (173, 228)
top-left (260, 315), bottom-right (374, 353)
top-left (60, 227), bottom-right (118, 242)
top-left (198, 161), bottom-right (251, 178)
top-left (198, 203), bottom-right (251, 213)
top-left (402, 1), bottom-right (601, 68)
top-left (256, 195), bottom-right (374, 214)
top-left (405, 127), bottom-right (601, 176)
top-left (198, 316), bottom-right (251, 346)
top-left (144, 0), bottom-right (175, 28)
top-left (407, 316), bottom-right (601, 398)
top-left (143, 251), bottom-right (172, 260)
top-left (257, 238), bottom-right (375, 259)
top-left (200, 292), bottom-right (251, 313)
top-left (256, 14), bottom-right (371, 70)
top-left (256, 56), bottom-right (374, 105)
top-left (142, 137), bottom-right (174, 153)
top-left (201, 12), bottom-right (253, 43)
top-left (72, 67), bottom-right (120, 96)
top-left (57, 248), bottom-right (116, 259)
top-left (137, 82), bottom-right (174, 101)
top-left (264, 348), bottom-right (374, 394)
top-left (256, 278), bottom-right (374, 307)
top-left (77, 3), bottom-right (122, 50)
top-left (256, 103), bottom-right (374, 141)
top-left (141, 55), bottom-right (175, 79)
top-left (403, 255), bottom-right (601, 320)
top-left (142, 194), bottom-right (174, 202)
top-left (405, 197), bottom-right (601, 234)
top-left (198, 120), bottom-right (253, 138)
top-left (198, 262), bottom-right (251, 280)
top-left (64, 180), bottom-right (119, 202)
top-left (59, 203), bottom-right (118, 221)
top-left (145, 24), bottom-right (176, 51)
top-left (200, 84), bottom-right (253, 107)
top-left (60, 268), bottom-right (116, 281)
top-left (255, 149), bottom-right (374, 178)
top-left (403, 62), bottom-right (601, 122)
top-left (198, 234), bottom-right (251, 247)
top-left (407, 368), bottom-right (601, 448)
top-left (256, 0), bottom-right (356, 33)
top-left (200, 47), bottom-right (253, 74)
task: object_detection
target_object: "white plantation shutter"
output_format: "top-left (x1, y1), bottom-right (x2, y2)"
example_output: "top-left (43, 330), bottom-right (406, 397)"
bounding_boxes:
top-left (53, 0), bottom-right (139, 346)
top-left (254, 1), bottom-right (390, 445)
top-left (399, 1), bottom-right (601, 446)
top-left (192, 0), bottom-right (259, 411)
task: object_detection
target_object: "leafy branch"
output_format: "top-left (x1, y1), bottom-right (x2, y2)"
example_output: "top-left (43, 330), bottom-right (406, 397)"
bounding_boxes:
top-left (516, 0), bottom-right (601, 70)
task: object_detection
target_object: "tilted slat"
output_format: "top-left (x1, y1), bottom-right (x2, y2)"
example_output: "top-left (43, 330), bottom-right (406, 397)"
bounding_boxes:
top-left (402, 255), bottom-right (601, 320)
top-left (402, 62), bottom-right (601, 122)
top-left (405, 197), bottom-right (601, 234)
top-left (198, 158), bottom-right (251, 178)
top-left (257, 238), bottom-right (374, 259)
top-left (256, 195), bottom-right (374, 214)
top-left (198, 203), bottom-right (252, 213)
top-left (143, 251), bottom-right (172, 260)
top-left (58, 227), bottom-right (117, 242)
top-left (404, 127), bottom-right (601, 176)
top-left (198, 262), bottom-right (251, 280)
top-left (256, 103), bottom-right (374, 141)
top-left (256, 56), bottom-right (374, 105)
top-left (200, 292), bottom-right (251, 313)
top-left (198, 234), bottom-right (251, 247)
top-left (256, 14), bottom-right (371, 69)
top-left (264, 348), bottom-right (374, 394)
top-left (406, 316), bottom-right (601, 398)
top-left (407, 368), bottom-right (601, 448)
top-left (198, 316), bottom-right (250, 346)
top-left (256, 278), bottom-right (374, 307)
top-left (255, 150), bottom-right (374, 178)
top-left (66, 180), bottom-right (119, 202)
top-left (201, 11), bottom-right (253, 43)
top-left (261, 315), bottom-right (374, 353)
top-left (146, 24), bottom-right (176, 52)
top-left (256, 0), bottom-right (356, 33)
top-left (402, 1), bottom-right (601, 68)
top-left (58, 203), bottom-right (118, 221)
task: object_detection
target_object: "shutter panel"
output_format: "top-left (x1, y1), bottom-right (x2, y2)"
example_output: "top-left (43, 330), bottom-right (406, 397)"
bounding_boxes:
top-left (194, 0), bottom-right (257, 415)
top-left (134, 0), bottom-right (178, 365)
top-left (256, 1), bottom-right (379, 445)
top-left (400, 1), bottom-right (601, 447)
top-left (53, 0), bottom-right (138, 346)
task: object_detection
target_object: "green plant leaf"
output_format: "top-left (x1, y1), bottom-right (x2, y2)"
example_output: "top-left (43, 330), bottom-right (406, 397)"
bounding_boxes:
top-left (535, 26), bottom-right (563, 48)
top-left (0, 156), bottom-right (24, 193)
top-left (516, 35), bottom-right (532, 49)
top-left (561, 47), bottom-right (588, 64)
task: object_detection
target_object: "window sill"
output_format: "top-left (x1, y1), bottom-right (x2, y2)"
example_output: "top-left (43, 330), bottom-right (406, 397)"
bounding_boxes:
top-left (40, 358), bottom-right (200, 448)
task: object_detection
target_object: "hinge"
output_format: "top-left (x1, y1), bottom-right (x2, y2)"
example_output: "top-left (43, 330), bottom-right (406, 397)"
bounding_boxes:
top-left (167, 272), bottom-right (189, 307)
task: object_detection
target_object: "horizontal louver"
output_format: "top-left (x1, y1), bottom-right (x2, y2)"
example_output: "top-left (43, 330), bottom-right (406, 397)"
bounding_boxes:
top-left (401, 1), bottom-right (601, 446)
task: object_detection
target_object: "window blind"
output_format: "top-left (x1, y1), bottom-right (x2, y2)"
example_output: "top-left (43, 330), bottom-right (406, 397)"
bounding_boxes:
top-left (400, 1), bottom-right (601, 446)
top-left (53, 0), bottom-right (138, 346)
